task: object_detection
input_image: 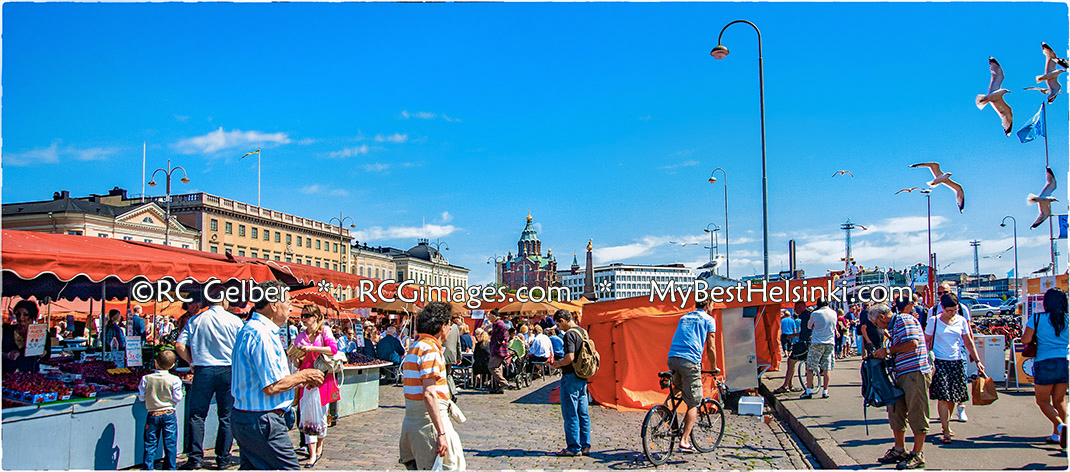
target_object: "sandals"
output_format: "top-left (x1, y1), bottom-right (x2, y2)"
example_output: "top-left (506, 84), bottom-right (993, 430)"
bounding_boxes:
top-left (678, 444), bottom-right (696, 453)
top-left (555, 449), bottom-right (580, 457)
top-left (304, 456), bottom-right (320, 468)
top-left (941, 432), bottom-right (953, 444)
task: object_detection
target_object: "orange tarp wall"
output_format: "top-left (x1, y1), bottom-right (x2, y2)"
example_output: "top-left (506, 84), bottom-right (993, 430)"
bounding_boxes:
top-left (580, 277), bottom-right (831, 411)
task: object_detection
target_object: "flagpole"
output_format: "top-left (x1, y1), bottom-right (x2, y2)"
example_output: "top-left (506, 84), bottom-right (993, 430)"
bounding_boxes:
top-left (258, 148), bottom-right (261, 208)
top-left (141, 141), bottom-right (146, 203)
top-left (1042, 103), bottom-right (1057, 269)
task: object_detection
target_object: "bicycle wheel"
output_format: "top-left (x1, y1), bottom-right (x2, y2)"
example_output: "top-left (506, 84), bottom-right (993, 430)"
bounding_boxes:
top-left (641, 405), bottom-right (675, 465)
top-left (798, 359), bottom-right (821, 389)
top-left (691, 398), bottom-right (725, 453)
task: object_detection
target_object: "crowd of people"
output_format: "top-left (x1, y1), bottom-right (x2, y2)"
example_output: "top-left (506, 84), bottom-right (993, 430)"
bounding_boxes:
top-left (772, 282), bottom-right (1069, 470)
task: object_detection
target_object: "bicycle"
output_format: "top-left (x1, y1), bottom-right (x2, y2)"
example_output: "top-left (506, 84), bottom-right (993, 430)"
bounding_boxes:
top-left (641, 370), bottom-right (726, 465)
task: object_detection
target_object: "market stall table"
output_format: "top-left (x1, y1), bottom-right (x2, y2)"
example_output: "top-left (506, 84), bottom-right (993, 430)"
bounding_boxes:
top-left (334, 362), bottom-right (392, 417)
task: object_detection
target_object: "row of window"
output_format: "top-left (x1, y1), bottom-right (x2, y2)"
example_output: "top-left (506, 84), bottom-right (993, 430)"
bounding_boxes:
top-left (209, 218), bottom-right (340, 253)
top-left (67, 230), bottom-right (191, 248)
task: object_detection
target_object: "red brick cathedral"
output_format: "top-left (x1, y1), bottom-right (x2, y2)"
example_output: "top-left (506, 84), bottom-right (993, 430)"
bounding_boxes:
top-left (501, 213), bottom-right (559, 291)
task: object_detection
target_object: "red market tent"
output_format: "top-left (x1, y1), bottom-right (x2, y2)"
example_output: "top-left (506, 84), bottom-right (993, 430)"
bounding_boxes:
top-left (2, 230), bottom-right (276, 300)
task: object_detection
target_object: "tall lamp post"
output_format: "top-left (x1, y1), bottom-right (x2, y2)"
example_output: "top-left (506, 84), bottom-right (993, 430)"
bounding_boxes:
top-left (1001, 216), bottom-right (1020, 302)
top-left (708, 168), bottom-right (730, 278)
top-left (711, 20), bottom-right (768, 281)
top-left (329, 212), bottom-right (356, 273)
top-left (148, 158), bottom-right (190, 246)
top-left (487, 255), bottom-right (507, 286)
top-left (704, 223), bottom-right (721, 273)
top-left (429, 240), bottom-right (450, 287)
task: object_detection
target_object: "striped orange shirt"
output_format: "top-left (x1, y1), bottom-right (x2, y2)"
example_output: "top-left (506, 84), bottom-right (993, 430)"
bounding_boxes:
top-left (402, 334), bottom-right (449, 401)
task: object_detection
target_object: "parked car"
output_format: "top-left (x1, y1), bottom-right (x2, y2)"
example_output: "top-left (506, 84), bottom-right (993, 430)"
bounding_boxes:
top-left (969, 303), bottom-right (1000, 316)
top-left (999, 297), bottom-right (1018, 315)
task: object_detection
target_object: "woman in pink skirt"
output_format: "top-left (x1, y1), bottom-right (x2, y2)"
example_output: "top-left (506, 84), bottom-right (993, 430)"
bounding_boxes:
top-left (293, 305), bottom-right (340, 468)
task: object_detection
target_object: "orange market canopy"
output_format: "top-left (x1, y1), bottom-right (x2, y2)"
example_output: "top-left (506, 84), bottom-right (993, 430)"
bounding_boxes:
top-left (2, 230), bottom-right (276, 301)
top-left (498, 300), bottom-right (557, 317)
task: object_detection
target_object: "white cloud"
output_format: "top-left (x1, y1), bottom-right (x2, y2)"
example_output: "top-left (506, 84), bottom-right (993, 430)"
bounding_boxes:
top-left (328, 145), bottom-right (369, 159)
top-left (301, 184), bottom-right (350, 197)
top-left (5, 141), bottom-right (120, 166)
top-left (442, 114), bottom-right (462, 123)
top-left (594, 234), bottom-right (708, 264)
top-left (173, 127), bottom-right (291, 155)
top-left (362, 163), bottom-right (391, 173)
top-left (639, 114), bottom-right (652, 121)
top-left (297, 138), bottom-right (318, 145)
top-left (374, 133), bottom-right (409, 143)
top-left (440, 211), bottom-right (453, 223)
top-left (174, 115), bottom-right (190, 122)
top-left (401, 110), bottom-right (437, 120)
top-left (360, 161), bottom-right (422, 173)
top-left (658, 159), bottom-right (701, 171)
top-left (353, 224), bottom-right (458, 242)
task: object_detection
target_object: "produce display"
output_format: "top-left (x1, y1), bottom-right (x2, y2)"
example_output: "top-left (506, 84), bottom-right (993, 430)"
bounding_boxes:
top-left (2, 372), bottom-right (94, 404)
top-left (344, 352), bottom-right (389, 367)
top-left (56, 360), bottom-right (153, 391)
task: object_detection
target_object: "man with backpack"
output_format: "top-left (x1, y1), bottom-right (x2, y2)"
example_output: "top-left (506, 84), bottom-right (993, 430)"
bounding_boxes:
top-left (870, 302), bottom-right (932, 470)
top-left (666, 299), bottom-right (719, 453)
top-left (551, 309), bottom-right (596, 457)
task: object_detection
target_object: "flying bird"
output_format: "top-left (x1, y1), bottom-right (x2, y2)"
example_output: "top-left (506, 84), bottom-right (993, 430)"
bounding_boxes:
top-left (910, 162), bottom-right (965, 212)
top-left (1024, 86), bottom-right (1051, 94)
top-left (668, 241), bottom-right (698, 247)
top-left (1037, 43), bottom-right (1064, 104)
top-left (858, 225), bottom-right (869, 231)
top-left (1028, 167), bottom-right (1059, 229)
top-left (1032, 263), bottom-right (1054, 274)
top-left (832, 170), bottom-right (854, 177)
top-left (895, 187), bottom-right (923, 194)
top-left (976, 57), bottom-right (1013, 135)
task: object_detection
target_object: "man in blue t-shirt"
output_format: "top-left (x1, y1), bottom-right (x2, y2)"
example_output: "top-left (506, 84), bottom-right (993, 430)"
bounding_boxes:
top-left (780, 310), bottom-right (798, 354)
top-left (666, 299), bottom-right (719, 453)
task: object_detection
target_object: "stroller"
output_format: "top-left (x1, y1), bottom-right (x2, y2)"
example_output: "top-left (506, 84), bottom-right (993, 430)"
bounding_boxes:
top-left (505, 354), bottom-right (532, 389)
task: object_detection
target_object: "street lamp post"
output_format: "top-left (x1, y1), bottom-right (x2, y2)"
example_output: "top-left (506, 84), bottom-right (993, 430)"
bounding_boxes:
top-left (147, 158), bottom-right (190, 246)
top-left (704, 223), bottom-right (720, 273)
top-left (708, 168), bottom-right (730, 278)
top-left (429, 240), bottom-right (450, 287)
top-left (1001, 216), bottom-right (1020, 302)
top-left (711, 20), bottom-right (768, 281)
top-left (487, 255), bottom-right (507, 286)
top-left (329, 212), bottom-right (356, 274)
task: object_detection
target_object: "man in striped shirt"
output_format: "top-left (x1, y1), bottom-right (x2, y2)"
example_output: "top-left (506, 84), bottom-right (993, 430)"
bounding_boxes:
top-left (230, 280), bottom-right (325, 470)
top-left (871, 302), bottom-right (932, 470)
top-left (399, 302), bottom-right (465, 470)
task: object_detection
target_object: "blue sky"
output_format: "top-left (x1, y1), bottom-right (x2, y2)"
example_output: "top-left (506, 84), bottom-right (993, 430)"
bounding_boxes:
top-left (3, 2), bottom-right (1068, 285)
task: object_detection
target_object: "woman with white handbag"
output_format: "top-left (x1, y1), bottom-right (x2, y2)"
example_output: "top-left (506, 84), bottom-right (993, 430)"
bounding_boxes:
top-left (292, 306), bottom-right (341, 468)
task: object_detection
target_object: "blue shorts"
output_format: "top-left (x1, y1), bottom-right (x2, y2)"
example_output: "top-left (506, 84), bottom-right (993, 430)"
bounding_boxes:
top-left (1033, 358), bottom-right (1069, 386)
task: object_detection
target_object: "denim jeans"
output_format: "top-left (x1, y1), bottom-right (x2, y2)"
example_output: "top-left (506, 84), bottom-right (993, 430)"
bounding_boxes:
top-left (187, 366), bottom-right (234, 465)
top-left (144, 410), bottom-right (178, 470)
top-left (560, 373), bottom-right (591, 452)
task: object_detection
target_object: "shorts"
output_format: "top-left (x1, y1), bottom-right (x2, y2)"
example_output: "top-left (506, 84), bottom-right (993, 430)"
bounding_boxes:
top-left (789, 341), bottom-right (810, 361)
top-left (805, 343), bottom-right (834, 373)
top-left (1033, 358), bottom-right (1070, 386)
top-left (887, 370), bottom-right (931, 434)
top-left (667, 356), bottom-right (703, 408)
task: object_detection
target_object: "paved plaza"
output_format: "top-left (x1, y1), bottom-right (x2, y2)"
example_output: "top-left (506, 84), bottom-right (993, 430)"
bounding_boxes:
top-left (297, 375), bottom-right (815, 470)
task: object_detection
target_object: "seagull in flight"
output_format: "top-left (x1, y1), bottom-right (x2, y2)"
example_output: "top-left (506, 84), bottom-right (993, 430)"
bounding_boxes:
top-left (895, 187), bottom-right (923, 194)
top-left (1037, 43), bottom-right (1065, 104)
top-left (1028, 167), bottom-right (1058, 229)
top-left (832, 170), bottom-right (854, 178)
top-left (1032, 263), bottom-right (1054, 274)
top-left (668, 241), bottom-right (698, 247)
top-left (910, 162), bottom-right (965, 212)
top-left (976, 57), bottom-right (1013, 135)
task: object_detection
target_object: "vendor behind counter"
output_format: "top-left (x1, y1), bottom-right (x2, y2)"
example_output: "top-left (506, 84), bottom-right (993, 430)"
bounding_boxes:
top-left (3, 300), bottom-right (53, 373)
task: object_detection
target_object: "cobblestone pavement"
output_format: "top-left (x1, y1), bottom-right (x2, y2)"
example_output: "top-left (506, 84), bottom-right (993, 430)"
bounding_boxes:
top-left (296, 375), bottom-right (815, 470)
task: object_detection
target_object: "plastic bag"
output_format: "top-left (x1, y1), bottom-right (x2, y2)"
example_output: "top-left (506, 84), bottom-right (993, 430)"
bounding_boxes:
top-left (431, 455), bottom-right (443, 471)
top-left (298, 386), bottom-right (327, 436)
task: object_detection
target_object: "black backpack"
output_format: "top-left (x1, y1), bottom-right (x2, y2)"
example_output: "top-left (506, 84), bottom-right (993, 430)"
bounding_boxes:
top-left (860, 356), bottom-right (904, 435)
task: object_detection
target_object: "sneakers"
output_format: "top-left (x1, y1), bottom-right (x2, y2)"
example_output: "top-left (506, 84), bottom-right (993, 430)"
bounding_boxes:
top-left (821, 391), bottom-right (829, 399)
top-left (896, 452), bottom-right (925, 470)
top-left (954, 404), bottom-right (968, 422)
top-left (799, 392), bottom-right (814, 400)
top-left (877, 448), bottom-right (909, 464)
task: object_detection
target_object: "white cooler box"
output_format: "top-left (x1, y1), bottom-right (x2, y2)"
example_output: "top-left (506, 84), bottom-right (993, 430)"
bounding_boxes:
top-left (737, 396), bottom-right (764, 416)
top-left (966, 334), bottom-right (1006, 381)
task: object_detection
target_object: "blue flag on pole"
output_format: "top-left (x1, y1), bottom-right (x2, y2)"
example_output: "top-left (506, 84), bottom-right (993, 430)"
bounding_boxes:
top-left (1007, 268), bottom-right (1015, 278)
top-left (1016, 103), bottom-right (1046, 143)
top-left (1059, 214), bottom-right (1068, 239)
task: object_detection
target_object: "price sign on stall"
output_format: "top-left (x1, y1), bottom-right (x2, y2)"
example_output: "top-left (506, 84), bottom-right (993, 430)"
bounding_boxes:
top-left (105, 349), bottom-right (126, 367)
top-left (125, 336), bottom-right (143, 367)
top-left (24, 324), bottom-right (48, 356)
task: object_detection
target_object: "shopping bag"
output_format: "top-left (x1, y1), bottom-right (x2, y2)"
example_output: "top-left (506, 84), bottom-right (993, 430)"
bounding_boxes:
top-left (971, 375), bottom-right (998, 406)
top-left (430, 455), bottom-right (443, 471)
top-left (298, 386), bottom-right (327, 436)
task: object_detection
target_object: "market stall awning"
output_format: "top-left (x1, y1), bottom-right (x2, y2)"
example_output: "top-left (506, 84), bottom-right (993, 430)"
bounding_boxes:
top-left (497, 300), bottom-right (558, 317)
top-left (247, 258), bottom-right (373, 290)
top-left (2, 230), bottom-right (276, 300)
top-left (337, 282), bottom-right (420, 309)
top-left (290, 286), bottom-right (342, 312)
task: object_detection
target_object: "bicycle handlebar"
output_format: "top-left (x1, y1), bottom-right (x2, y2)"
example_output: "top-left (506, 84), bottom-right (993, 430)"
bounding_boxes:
top-left (701, 369), bottom-right (722, 375)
